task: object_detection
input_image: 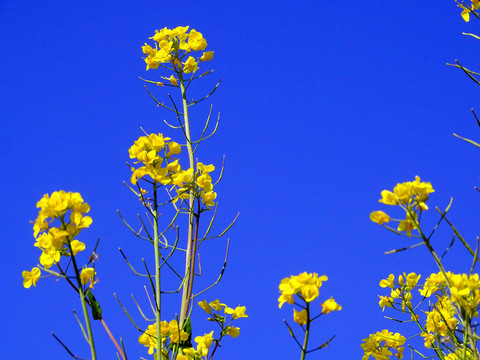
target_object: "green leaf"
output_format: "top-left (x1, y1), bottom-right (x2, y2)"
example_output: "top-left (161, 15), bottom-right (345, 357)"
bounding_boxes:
top-left (182, 317), bottom-right (193, 348)
top-left (87, 291), bottom-right (103, 320)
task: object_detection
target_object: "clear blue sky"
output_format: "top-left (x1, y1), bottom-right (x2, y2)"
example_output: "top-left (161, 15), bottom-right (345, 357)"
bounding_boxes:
top-left (2, 1), bottom-right (480, 359)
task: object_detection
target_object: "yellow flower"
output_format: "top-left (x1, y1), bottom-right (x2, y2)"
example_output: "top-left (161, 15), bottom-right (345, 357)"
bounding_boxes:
top-left (168, 318), bottom-right (188, 343)
top-left (169, 74), bottom-right (178, 86)
top-left (166, 141), bottom-right (181, 157)
top-left (70, 212), bottom-right (92, 231)
top-left (293, 308), bottom-right (308, 325)
top-left (199, 51), bottom-right (214, 62)
top-left (70, 240), bottom-right (86, 255)
top-left (22, 267), bottom-right (41, 288)
top-left (379, 274), bottom-right (395, 289)
top-left (209, 299), bottom-right (226, 311)
top-left (201, 191), bottom-right (217, 208)
top-left (379, 190), bottom-right (398, 205)
top-left (138, 323), bottom-right (157, 354)
top-left (144, 55), bottom-right (160, 70)
top-left (179, 348), bottom-right (197, 360)
top-left (142, 43), bottom-right (155, 55)
top-left (369, 210), bottom-right (390, 224)
top-left (39, 247), bottom-right (61, 269)
top-left (461, 8), bottom-right (471, 22)
top-left (197, 162), bottom-right (215, 174)
top-left (397, 214), bottom-right (416, 237)
top-left (183, 56), bottom-right (198, 74)
top-left (404, 272), bottom-right (421, 288)
top-left (321, 297), bottom-right (342, 314)
top-left (188, 29), bottom-right (207, 51)
top-left (80, 267), bottom-right (96, 285)
top-left (361, 330), bottom-right (405, 360)
top-left (378, 295), bottom-right (394, 311)
top-left (225, 305), bottom-right (248, 319)
top-left (194, 331), bottom-right (214, 357)
top-left (226, 326), bottom-right (240, 338)
top-left (198, 300), bottom-right (212, 314)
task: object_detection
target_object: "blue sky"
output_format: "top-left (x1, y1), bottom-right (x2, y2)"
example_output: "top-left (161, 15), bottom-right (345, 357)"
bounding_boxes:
top-left (2, 1), bottom-right (480, 359)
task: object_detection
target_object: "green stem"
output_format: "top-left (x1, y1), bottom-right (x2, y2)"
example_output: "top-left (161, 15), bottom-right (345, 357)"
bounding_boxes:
top-left (67, 239), bottom-right (97, 360)
top-left (179, 73), bottom-right (196, 327)
top-left (408, 207), bottom-right (451, 288)
top-left (300, 303), bottom-right (310, 360)
top-left (153, 183), bottom-right (163, 360)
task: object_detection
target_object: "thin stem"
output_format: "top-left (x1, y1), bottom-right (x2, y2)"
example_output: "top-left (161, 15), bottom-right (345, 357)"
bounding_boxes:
top-left (300, 302), bottom-right (311, 360)
top-left (153, 184), bottom-right (163, 360)
top-left (184, 203), bottom-right (201, 318)
top-left (179, 72), bottom-right (196, 327)
top-left (67, 239), bottom-right (97, 360)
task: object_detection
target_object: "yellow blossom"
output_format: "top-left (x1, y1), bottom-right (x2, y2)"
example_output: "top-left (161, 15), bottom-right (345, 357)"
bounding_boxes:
top-left (183, 56), bottom-right (198, 74)
top-left (369, 210), bottom-right (390, 224)
top-left (70, 240), bottom-right (86, 255)
top-left (200, 51), bottom-right (214, 62)
top-left (209, 299), bottom-right (226, 311)
top-left (321, 297), bottom-right (342, 313)
top-left (226, 326), bottom-right (240, 338)
top-left (169, 74), bottom-right (178, 86)
top-left (22, 267), bottom-right (41, 288)
top-left (293, 308), bottom-right (308, 325)
top-left (198, 300), bottom-right (212, 314)
top-left (80, 268), bottom-right (96, 285)
top-left (225, 306), bottom-right (248, 319)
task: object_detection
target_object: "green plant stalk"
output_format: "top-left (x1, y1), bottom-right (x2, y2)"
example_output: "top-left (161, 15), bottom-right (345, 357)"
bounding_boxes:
top-left (67, 238), bottom-right (97, 360)
top-left (407, 207), bottom-right (451, 288)
top-left (179, 74), bottom-right (196, 327)
top-left (153, 184), bottom-right (163, 360)
top-left (300, 303), bottom-right (311, 360)
top-left (405, 300), bottom-right (445, 359)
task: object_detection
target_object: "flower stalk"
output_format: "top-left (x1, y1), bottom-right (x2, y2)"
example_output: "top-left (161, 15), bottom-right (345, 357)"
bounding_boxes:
top-left (153, 183), bottom-right (163, 360)
top-left (179, 74), bottom-right (196, 327)
top-left (67, 237), bottom-right (97, 360)
top-left (300, 302), bottom-right (310, 360)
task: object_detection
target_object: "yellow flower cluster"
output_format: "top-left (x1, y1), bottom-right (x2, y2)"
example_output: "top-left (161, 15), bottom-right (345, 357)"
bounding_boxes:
top-left (278, 272), bottom-right (328, 308)
top-left (421, 271), bottom-right (480, 316)
top-left (445, 348), bottom-right (476, 360)
top-left (421, 295), bottom-right (457, 348)
top-left (129, 133), bottom-right (217, 208)
top-left (361, 329), bottom-right (406, 360)
top-left (138, 319), bottom-right (189, 356)
top-left (378, 271), bottom-right (480, 350)
top-left (22, 191), bottom-right (92, 288)
top-left (139, 300), bottom-right (246, 360)
top-left (142, 26), bottom-right (214, 73)
top-left (378, 272), bottom-right (421, 312)
top-left (198, 299), bottom-right (248, 320)
top-left (129, 133), bottom-right (182, 185)
top-left (278, 272), bottom-right (341, 327)
top-left (177, 332), bottom-right (214, 360)
top-left (370, 176), bottom-right (434, 236)
top-left (459, 0), bottom-right (480, 22)
top-left (198, 299), bottom-right (247, 339)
